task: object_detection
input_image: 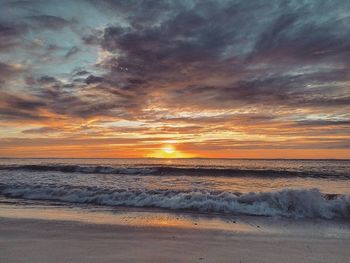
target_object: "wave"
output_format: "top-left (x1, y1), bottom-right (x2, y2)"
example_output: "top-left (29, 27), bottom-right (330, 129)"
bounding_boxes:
top-left (0, 164), bottom-right (347, 178)
top-left (0, 184), bottom-right (349, 219)
top-left (0, 164), bottom-right (156, 175)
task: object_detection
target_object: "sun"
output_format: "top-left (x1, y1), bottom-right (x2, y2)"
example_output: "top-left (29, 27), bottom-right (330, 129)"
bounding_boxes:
top-left (147, 144), bottom-right (193, 158)
top-left (162, 145), bottom-right (175, 154)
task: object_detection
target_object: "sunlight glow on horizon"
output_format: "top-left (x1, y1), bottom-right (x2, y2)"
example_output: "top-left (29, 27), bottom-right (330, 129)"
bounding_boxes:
top-left (146, 144), bottom-right (194, 158)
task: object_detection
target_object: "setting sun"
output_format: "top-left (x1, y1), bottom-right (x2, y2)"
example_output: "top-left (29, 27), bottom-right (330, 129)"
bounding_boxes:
top-left (147, 144), bottom-right (193, 158)
top-left (162, 145), bottom-right (175, 154)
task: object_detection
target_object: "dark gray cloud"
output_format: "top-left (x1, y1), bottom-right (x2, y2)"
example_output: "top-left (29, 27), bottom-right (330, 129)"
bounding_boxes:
top-left (64, 46), bottom-right (80, 59)
top-left (82, 0), bottom-right (350, 114)
top-left (27, 15), bottom-right (72, 30)
top-left (74, 70), bottom-right (90, 76)
top-left (0, 90), bottom-right (47, 120)
top-left (0, 107), bottom-right (46, 121)
top-left (0, 23), bottom-right (28, 51)
top-left (252, 4), bottom-right (350, 64)
top-left (85, 75), bottom-right (103, 84)
top-left (5, 0), bottom-right (350, 113)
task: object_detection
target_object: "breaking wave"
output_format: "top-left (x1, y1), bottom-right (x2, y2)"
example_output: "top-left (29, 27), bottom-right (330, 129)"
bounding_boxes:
top-left (0, 164), bottom-right (347, 178)
top-left (1, 184), bottom-right (349, 219)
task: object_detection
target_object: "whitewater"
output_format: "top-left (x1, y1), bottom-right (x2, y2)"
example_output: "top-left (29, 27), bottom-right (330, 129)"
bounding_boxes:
top-left (0, 158), bottom-right (349, 219)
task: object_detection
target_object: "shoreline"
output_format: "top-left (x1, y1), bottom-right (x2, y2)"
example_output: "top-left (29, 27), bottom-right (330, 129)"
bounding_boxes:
top-left (1, 198), bottom-right (350, 235)
top-left (1, 197), bottom-right (350, 233)
top-left (1, 201), bottom-right (350, 262)
top-left (1, 216), bottom-right (350, 263)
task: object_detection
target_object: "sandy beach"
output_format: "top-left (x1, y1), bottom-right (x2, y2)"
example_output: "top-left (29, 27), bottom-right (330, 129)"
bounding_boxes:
top-left (1, 202), bottom-right (349, 263)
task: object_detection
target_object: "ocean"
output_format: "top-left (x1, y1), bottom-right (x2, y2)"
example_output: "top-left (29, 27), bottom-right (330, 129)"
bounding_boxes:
top-left (0, 158), bottom-right (349, 219)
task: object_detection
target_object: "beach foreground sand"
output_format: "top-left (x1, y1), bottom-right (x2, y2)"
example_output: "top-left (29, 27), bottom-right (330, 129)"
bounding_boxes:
top-left (1, 214), bottom-right (349, 263)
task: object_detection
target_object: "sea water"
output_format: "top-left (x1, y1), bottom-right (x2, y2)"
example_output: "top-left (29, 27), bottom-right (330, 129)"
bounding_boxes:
top-left (0, 158), bottom-right (349, 219)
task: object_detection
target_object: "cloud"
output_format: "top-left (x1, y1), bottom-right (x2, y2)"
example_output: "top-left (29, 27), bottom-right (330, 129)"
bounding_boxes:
top-left (27, 15), bottom-right (72, 30)
top-left (22, 127), bottom-right (60, 134)
top-left (0, 0), bottom-right (349, 156)
top-left (252, 6), bottom-right (350, 64)
top-left (0, 13), bottom-right (73, 52)
top-left (0, 61), bottom-right (26, 86)
top-left (85, 75), bottom-right (103, 84)
top-left (83, 0), bottom-right (349, 114)
top-left (0, 23), bottom-right (28, 51)
top-left (64, 46), bottom-right (80, 58)
top-left (0, 89), bottom-right (47, 120)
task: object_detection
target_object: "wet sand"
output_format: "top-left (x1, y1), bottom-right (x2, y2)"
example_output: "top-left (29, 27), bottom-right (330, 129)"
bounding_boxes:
top-left (0, 203), bottom-right (350, 263)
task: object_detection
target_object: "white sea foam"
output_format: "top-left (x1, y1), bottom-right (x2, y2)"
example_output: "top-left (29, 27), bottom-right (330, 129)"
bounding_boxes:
top-left (1, 184), bottom-right (349, 219)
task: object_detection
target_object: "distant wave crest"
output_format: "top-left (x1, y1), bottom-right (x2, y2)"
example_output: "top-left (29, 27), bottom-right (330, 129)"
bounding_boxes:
top-left (1, 184), bottom-right (349, 219)
top-left (0, 164), bottom-right (346, 178)
top-left (0, 164), bottom-right (156, 175)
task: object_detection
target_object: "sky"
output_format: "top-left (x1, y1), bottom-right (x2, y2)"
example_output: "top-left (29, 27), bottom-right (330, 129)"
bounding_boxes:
top-left (0, 0), bottom-right (349, 159)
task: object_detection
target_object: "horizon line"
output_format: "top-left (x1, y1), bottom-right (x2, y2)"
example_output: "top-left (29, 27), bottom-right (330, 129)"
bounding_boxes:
top-left (0, 157), bottom-right (349, 161)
